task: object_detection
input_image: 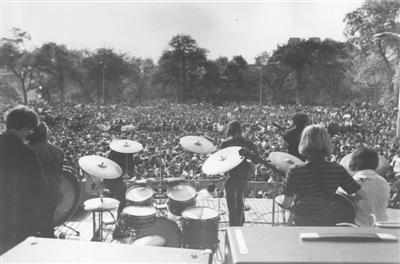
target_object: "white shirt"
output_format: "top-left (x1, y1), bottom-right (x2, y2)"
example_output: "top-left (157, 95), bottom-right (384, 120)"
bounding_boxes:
top-left (353, 169), bottom-right (390, 227)
top-left (391, 155), bottom-right (400, 176)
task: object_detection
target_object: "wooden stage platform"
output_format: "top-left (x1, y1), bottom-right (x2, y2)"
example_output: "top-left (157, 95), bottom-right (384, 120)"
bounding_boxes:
top-left (55, 198), bottom-right (400, 264)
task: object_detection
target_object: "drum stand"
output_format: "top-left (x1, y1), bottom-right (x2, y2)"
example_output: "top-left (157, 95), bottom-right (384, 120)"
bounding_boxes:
top-left (85, 175), bottom-right (117, 242)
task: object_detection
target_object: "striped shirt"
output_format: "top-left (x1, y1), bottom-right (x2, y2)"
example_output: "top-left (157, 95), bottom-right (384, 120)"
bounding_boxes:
top-left (282, 159), bottom-right (361, 225)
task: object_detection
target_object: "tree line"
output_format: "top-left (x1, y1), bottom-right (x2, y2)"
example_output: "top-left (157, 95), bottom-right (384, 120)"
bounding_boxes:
top-left (0, 0), bottom-right (399, 106)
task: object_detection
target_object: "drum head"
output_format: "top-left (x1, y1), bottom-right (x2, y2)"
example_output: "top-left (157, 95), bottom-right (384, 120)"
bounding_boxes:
top-left (54, 169), bottom-right (81, 226)
top-left (167, 183), bottom-right (196, 201)
top-left (136, 218), bottom-right (182, 248)
top-left (122, 206), bottom-right (156, 216)
top-left (126, 186), bottom-right (154, 203)
top-left (182, 206), bottom-right (219, 221)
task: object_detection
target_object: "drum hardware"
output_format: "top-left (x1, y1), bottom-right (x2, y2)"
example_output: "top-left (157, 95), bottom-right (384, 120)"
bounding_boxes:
top-left (180, 136), bottom-right (215, 155)
top-left (84, 197), bottom-right (120, 241)
top-left (167, 183), bottom-right (197, 216)
top-left (55, 168), bottom-right (82, 236)
top-left (110, 140), bottom-right (143, 179)
top-left (79, 155), bottom-right (122, 241)
top-left (267, 152), bottom-right (305, 174)
top-left (181, 206), bottom-right (220, 252)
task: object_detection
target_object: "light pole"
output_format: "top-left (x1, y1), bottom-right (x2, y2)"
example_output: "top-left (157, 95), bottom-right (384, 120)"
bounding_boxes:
top-left (101, 63), bottom-right (106, 105)
top-left (373, 32), bottom-right (400, 137)
top-left (258, 62), bottom-right (267, 105)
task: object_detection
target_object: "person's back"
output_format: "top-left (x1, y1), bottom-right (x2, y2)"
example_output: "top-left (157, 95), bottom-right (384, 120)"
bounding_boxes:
top-left (0, 106), bottom-right (44, 253)
top-left (349, 147), bottom-right (390, 227)
top-left (353, 170), bottom-right (390, 226)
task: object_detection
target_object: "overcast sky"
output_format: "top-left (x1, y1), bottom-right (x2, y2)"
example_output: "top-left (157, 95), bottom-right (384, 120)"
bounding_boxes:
top-left (1, 0), bottom-right (363, 64)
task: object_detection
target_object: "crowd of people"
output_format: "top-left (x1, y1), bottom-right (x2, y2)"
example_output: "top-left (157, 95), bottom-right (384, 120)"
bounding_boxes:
top-left (1, 101), bottom-right (399, 194)
top-left (1, 101), bottom-right (400, 252)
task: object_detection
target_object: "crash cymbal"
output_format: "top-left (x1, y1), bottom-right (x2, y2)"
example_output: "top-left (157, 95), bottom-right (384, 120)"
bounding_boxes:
top-left (110, 140), bottom-right (143, 154)
top-left (180, 136), bottom-right (215, 155)
top-left (202, 146), bottom-right (244, 175)
top-left (79, 155), bottom-right (122, 179)
top-left (340, 152), bottom-right (389, 177)
top-left (268, 152), bottom-right (304, 174)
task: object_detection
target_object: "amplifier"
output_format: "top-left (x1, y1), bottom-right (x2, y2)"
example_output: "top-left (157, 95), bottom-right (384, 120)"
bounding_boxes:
top-left (224, 226), bottom-right (400, 264)
top-left (1, 236), bottom-right (211, 263)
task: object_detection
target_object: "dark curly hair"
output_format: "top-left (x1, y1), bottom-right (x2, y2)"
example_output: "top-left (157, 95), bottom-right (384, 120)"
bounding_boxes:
top-left (349, 147), bottom-right (378, 171)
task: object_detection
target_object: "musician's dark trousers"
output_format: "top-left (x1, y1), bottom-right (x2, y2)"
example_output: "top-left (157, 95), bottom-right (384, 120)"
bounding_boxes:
top-left (103, 177), bottom-right (127, 216)
top-left (225, 176), bottom-right (247, 226)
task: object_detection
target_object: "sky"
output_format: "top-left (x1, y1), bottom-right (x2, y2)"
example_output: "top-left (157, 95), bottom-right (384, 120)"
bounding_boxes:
top-left (1, 0), bottom-right (363, 64)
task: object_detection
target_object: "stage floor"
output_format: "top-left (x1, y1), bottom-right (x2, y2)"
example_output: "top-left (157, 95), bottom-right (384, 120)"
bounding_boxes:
top-left (55, 198), bottom-right (400, 264)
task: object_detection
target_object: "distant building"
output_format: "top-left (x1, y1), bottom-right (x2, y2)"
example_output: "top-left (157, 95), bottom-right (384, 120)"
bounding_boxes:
top-left (288, 38), bottom-right (301, 45)
top-left (308, 37), bottom-right (321, 43)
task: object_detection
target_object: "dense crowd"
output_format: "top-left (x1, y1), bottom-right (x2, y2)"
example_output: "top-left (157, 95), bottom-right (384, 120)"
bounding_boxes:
top-left (1, 101), bottom-right (398, 184)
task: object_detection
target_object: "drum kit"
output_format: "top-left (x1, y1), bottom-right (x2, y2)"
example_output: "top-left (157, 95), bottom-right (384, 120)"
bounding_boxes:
top-left (74, 135), bottom-right (304, 249)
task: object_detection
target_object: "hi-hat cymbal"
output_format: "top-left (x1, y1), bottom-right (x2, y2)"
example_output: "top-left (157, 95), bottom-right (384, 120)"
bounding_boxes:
top-left (268, 152), bottom-right (304, 174)
top-left (180, 136), bottom-right (215, 155)
top-left (110, 140), bottom-right (143, 153)
top-left (202, 146), bottom-right (243, 175)
top-left (79, 155), bottom-right (122, 179)
top-left (340, 152), bottom-right (389, 177)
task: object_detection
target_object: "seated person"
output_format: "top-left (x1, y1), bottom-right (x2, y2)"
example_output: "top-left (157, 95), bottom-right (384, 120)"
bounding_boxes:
top-left (197, 184), bottom-right (217, 199)
top-left (280, 124), bottom-right (366, 226)
top-left (349, 147), bottom-right (390, 227)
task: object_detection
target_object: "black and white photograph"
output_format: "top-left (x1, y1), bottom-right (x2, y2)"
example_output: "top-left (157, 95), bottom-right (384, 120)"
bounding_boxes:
top-left (1, 0), bottom-right (400, 263)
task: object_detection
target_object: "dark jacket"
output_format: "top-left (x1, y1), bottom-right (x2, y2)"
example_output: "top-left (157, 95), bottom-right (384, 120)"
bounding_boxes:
top-left (29, 141), bottom-right (64, 206)
top-left (0, 132), bottom-right (45, 237)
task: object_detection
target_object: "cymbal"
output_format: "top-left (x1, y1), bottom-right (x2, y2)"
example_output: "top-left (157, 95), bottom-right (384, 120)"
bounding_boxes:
top-left (79, 155), bottom-right (122, 179)
top-left (110, 140), bottom-right (143, 153)
top-left (268, 152), bottom-right (304, 173)
top-left (202, 146), bottom-right (243, 175)
top-left (340, 152), bottom-right (389, 177)
top-left (180, 136), bottom-right (215, 155)
top-left (83, 197), bottom-right (120, 211)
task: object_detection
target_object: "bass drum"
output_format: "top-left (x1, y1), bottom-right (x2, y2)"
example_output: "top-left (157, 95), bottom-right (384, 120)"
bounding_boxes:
top-left (54, 169), bottom-right (81, 226)
top-left (136, 217), bottom-right (182, 248)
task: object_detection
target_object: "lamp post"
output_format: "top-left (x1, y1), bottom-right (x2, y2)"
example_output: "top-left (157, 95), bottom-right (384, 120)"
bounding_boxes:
top-left (258, 62), bottom-right (267, 105)
top-left (373, 32), bottom-right (400, 138)
top-left (102, 64), bottom-right (106, 105)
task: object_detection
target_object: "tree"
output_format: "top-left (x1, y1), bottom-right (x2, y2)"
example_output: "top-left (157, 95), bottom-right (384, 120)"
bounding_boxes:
top-left (156, 34), bottom-right (208, 103)
top-left (31, 43), bottom-right (83, 102)
top-left (82, 48), bottom-right (130, 104)
top-left (222, 55), bottom-right (249, 102)
top-left (344, 0), bottom-right (400, 103)
top-left (269, 38), bottom-right (350, 104)
top-left (0, 28), bottom-right (35, 103)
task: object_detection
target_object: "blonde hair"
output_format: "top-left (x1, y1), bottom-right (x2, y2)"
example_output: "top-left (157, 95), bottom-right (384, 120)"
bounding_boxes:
top-left (298, 124), bottom-right (332, 158)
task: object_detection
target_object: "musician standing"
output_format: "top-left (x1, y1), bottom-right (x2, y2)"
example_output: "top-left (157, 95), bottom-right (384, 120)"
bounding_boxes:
top-left (283, 113), bottom-right (310, 161)
top-left (0, 106), bottom-right (45, 254)
top-left (349, 147), bottom-right (390, 227)
top-left (280, 125), bottom-right (366, 226)
top-left (221, 121), bottom-right (260, 226)
top-left (27, 122), bottom-right (64, 238)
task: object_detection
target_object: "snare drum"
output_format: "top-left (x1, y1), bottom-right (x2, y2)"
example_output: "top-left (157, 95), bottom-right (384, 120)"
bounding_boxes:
top-left (136, 217), bottom-right (182, 248)
top-left (121, 206), bottom-right (156, 229)
top-left (167, 183), bottom-right (196, 216)
top-left (126, 186), bottom-right (155, 206)
top-left (181, 206), bottom-right (220, 251)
